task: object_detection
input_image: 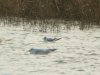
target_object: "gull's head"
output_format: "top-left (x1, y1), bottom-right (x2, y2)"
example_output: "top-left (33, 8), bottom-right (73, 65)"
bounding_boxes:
top-left (43, 37), bottom-right (47, 40)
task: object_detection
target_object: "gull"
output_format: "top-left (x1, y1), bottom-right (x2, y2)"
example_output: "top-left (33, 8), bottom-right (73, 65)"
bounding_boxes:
top-left (43, 37), bottom-right (61, 42)
top-left (28, 48), bottom-right (57, 54)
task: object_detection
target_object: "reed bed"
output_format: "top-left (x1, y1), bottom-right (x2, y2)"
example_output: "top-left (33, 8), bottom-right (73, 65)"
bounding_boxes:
top-left (0, 0), bottom-right (100, 31)
top-left (0, 17), bottom-right (99, 33)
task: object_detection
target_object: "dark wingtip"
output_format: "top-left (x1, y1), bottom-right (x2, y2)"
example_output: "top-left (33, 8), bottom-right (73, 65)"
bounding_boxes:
top-left (59, 38), bottom-right (61, 40)
top-left (50, 49), bottom-right (57, 51)
top-left (56, 38), bottom-right (61, 40)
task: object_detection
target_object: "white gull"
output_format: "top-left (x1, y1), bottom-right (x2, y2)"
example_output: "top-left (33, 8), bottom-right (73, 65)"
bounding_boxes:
top-left (43, 37), bottom-right (61, 42)
top-left (28, 48), bottom-right (57, 54)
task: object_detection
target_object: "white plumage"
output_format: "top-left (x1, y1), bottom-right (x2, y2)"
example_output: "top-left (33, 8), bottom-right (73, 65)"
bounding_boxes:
top-left (43, 37), bottom-right (61, 42)
top-left (28, 48), bottom-right (57, 54)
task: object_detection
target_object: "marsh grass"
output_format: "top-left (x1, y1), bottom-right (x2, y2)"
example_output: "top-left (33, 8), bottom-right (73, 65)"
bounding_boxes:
top-left (0, 0), bottom-right (100, 31)
top-left (0, 17), bottom-right (100, 32)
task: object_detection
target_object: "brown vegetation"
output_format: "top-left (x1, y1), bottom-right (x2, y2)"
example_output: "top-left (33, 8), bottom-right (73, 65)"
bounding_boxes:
top-left (0, 0), bottom-right (100, 24)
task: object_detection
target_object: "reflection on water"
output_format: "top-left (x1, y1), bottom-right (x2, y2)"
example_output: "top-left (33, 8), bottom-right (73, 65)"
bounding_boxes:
top-left (0, 25), bottom-right (100, 75)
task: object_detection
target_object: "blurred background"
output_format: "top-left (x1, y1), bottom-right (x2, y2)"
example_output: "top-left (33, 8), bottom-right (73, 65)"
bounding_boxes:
top-left (0, 0), bottom-right (100, 30)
